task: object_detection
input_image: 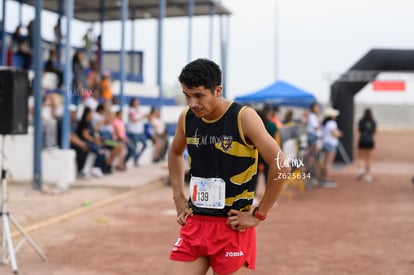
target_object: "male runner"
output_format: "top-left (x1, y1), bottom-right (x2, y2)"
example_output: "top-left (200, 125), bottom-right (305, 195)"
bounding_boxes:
top-left (166, 58), bottom-right (290, 275)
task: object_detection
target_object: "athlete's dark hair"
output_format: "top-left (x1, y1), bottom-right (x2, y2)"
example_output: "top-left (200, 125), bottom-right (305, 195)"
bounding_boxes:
top-left (362, 108), bottom-right (373, 121)
top-left (178, 58), bottom-right (222, 92)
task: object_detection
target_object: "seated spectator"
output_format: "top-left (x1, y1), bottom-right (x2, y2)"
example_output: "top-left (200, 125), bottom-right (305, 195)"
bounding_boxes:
top-left (84, 88), bottom-right (100, 112)
top-left (42, 94), bottom-right (58, 148)
top-left (76, 107), bottom-right (106, 177)
top-left (56, 105), bottom-right (89, 177)
top-left (148, 107), bottom-right (169, 162)
top-left (92, 104), bottom-right (106, 130)
top-left (99, 111), bottom-right (126, 172)
top-left (112, 110), bottom-right (133, 169)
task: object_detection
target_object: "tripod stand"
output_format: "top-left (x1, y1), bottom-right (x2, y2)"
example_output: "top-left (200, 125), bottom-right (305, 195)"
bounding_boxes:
top-left (1, 136), bottom-right (47, 273)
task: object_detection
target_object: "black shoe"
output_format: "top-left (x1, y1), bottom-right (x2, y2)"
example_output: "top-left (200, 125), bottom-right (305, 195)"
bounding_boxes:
top-left (102, 164), bottom-right (112, 174)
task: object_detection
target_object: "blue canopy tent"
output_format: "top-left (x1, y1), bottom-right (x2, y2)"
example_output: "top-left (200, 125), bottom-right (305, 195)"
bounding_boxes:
top-left (235, 80), bottom-right (317, 108)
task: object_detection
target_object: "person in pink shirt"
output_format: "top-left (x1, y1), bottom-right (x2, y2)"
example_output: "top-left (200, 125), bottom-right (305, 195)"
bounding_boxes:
top-left (113, 110), bottom-right (134, 169)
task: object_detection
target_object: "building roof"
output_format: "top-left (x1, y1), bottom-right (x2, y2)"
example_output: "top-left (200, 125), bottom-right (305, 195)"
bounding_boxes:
top-left (19, 0), bottom-right (232, 22)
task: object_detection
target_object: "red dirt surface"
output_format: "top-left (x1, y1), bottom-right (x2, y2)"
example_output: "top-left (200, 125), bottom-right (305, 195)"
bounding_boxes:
top-left (1, 130), bottom-right (414, 275)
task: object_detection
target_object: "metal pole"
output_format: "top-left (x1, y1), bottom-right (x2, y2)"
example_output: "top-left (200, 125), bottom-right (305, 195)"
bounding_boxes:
top-left (220, 15), bottom-right (229, 98)
top-left (156, 0), bottom-right (165, 109)
top-left (208, 3), bottom-right (214, 59)
top-left (99, 0), bottom-right (105, 74)
top-left (18, 0), bottom-right (22, 26)
top-left (1, 0), bottom-right (7, 66)
top-left (130, 9), bottom-right (136, 77)
top-left (187, 0), bottom-right (194, 63)
top-left (61, 0), bottom-right (73, 150)
top-left (33, 0), bottom-right (43, 189)
top-left (56, 0), bottom-right (63, 67)
top-left (119, 0), bottom-right (128, 110)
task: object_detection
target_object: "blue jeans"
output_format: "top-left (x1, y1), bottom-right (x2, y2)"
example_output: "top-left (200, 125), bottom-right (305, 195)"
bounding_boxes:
top-left (127, 132), bottom-right (148, 164)
top-left (85, 141), bottom-right (105, 168)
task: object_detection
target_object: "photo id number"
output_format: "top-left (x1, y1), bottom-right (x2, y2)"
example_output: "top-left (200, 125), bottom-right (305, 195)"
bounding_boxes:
top-left (275, 172), bottom-right (311, 180)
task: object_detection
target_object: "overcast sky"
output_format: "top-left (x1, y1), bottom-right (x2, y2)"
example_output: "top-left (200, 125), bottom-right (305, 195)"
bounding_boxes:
top-left (5, 0), bottom-right (414, 103)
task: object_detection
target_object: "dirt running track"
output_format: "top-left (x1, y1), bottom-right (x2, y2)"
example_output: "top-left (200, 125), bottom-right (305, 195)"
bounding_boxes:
top-left (1, 130), bottom-right (414, 275)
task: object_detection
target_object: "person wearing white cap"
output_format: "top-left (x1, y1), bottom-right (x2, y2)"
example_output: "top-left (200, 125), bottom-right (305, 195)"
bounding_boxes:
top-left (320, 107), bottom-right (342, 188)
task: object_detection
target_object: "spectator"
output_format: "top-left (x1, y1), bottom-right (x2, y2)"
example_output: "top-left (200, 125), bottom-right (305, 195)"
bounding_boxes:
top-left (269, 105), bottom-right (283, 129)
top-left (69, 105), bottom-right (89, 177)
top-left (320, 107), bottom-right (342, 187)
top-left (42, 94), bottom-right (58, 148)
top-left (148, 107), bottom-right (169, 162)
top-left (92, 104), bottom-right (106, 130)
top-left (86, 59), bottom-right (101, 98)
top-left (257, 104), bottom-right (279, 183)
top-left (126, 98), bottom-right (148, 166)
top-left (83, 87), bottom-right (100, 112)
top-left (72, 51), bottom-right (87, 105)
top-left (95, 34), bottom-right (102, 65)
top-left (356, 108), bottom-right (377, 182)
top-left (283, 109), bottom-right (295, 125)
top-left (99, 111), bottom-right (127, 172)
top-left (101, 70), bottom-right (113, 103)
top-left (53, 20), bottom-right (63, 45)
top-left (44, 49), bottom-right (63, 88)
top-left (56, 105), bottom-right (89, 178)
top-left (11, 25), bottom-right (31, 69)
top-left (27, 20), bottom-right (34, 51)
top-left (83, 27), bottom-right (94, 61)
top-left (76, 107), bottom-right (106, 178)
top-left (112, 110), bottom-right (132, 170)
top-left (306, 102), bottom-right (322, 181)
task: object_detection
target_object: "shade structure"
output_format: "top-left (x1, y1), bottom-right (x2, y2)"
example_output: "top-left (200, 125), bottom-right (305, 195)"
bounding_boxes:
top-left (235, 80), bottom-right (316, 108)
top-left (16, 0), bottom-right (231, 22)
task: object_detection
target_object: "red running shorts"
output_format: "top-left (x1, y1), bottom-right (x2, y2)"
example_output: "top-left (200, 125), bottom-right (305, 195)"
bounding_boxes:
top-left (169, 215), bottom-right (256, 274)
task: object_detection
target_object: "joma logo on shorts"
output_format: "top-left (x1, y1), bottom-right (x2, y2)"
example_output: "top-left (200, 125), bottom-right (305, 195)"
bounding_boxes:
top-left (225, 251), bottom-right (244, 257)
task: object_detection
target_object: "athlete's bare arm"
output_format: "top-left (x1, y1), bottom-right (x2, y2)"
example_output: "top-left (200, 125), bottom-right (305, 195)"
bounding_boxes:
top-left (168, 110), bottom-right (192, 226)
top-left (227, 107), bottom-right (290, 231)
top-left (242, 107), bottom-right (290, 212)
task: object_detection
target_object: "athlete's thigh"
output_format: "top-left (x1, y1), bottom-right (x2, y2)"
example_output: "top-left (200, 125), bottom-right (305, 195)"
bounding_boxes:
top-left (213, 264), bottom-right (247, 275)
top-left (165, 257), bottom-right (209, 275)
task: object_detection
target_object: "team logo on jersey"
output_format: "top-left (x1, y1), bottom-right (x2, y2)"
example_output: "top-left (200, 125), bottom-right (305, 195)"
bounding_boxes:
top-left (220, 135), bottom-right (233, 151)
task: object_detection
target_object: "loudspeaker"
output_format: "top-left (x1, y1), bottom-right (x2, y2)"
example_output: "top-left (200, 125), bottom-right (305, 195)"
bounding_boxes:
top-left (0, 69), bottom-right (29, 135)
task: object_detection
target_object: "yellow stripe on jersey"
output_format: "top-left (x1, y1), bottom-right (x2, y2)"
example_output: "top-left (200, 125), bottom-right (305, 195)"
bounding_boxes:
top-left (214, 140), bottom-right (256, 157)
top-left (214, 141), bottom-right (258, 185)
top-left (230, 160), bottom-right (258, 185)
top-left (225, 189), bottom-right (255, 206)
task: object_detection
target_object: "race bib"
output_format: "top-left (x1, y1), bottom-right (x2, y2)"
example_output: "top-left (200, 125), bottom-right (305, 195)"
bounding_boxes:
top-left (189, 177), bottom-right (226, 209)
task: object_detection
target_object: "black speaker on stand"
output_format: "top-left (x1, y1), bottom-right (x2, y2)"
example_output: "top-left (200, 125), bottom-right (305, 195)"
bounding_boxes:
top-left (0, 69), bottom-right (29, 135)
top-left (0, 69), bottom-right (47, 273)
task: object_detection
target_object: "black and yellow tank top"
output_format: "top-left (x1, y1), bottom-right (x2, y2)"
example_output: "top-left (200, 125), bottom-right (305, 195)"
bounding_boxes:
top-left (184, 101), bottom-right (258, 217)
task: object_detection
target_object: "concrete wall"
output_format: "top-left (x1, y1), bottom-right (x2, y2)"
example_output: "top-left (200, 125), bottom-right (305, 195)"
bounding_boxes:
top-left (0, 126), bottom-right (158, 189)
top-left (0, 128), bottom-right (76, 189)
